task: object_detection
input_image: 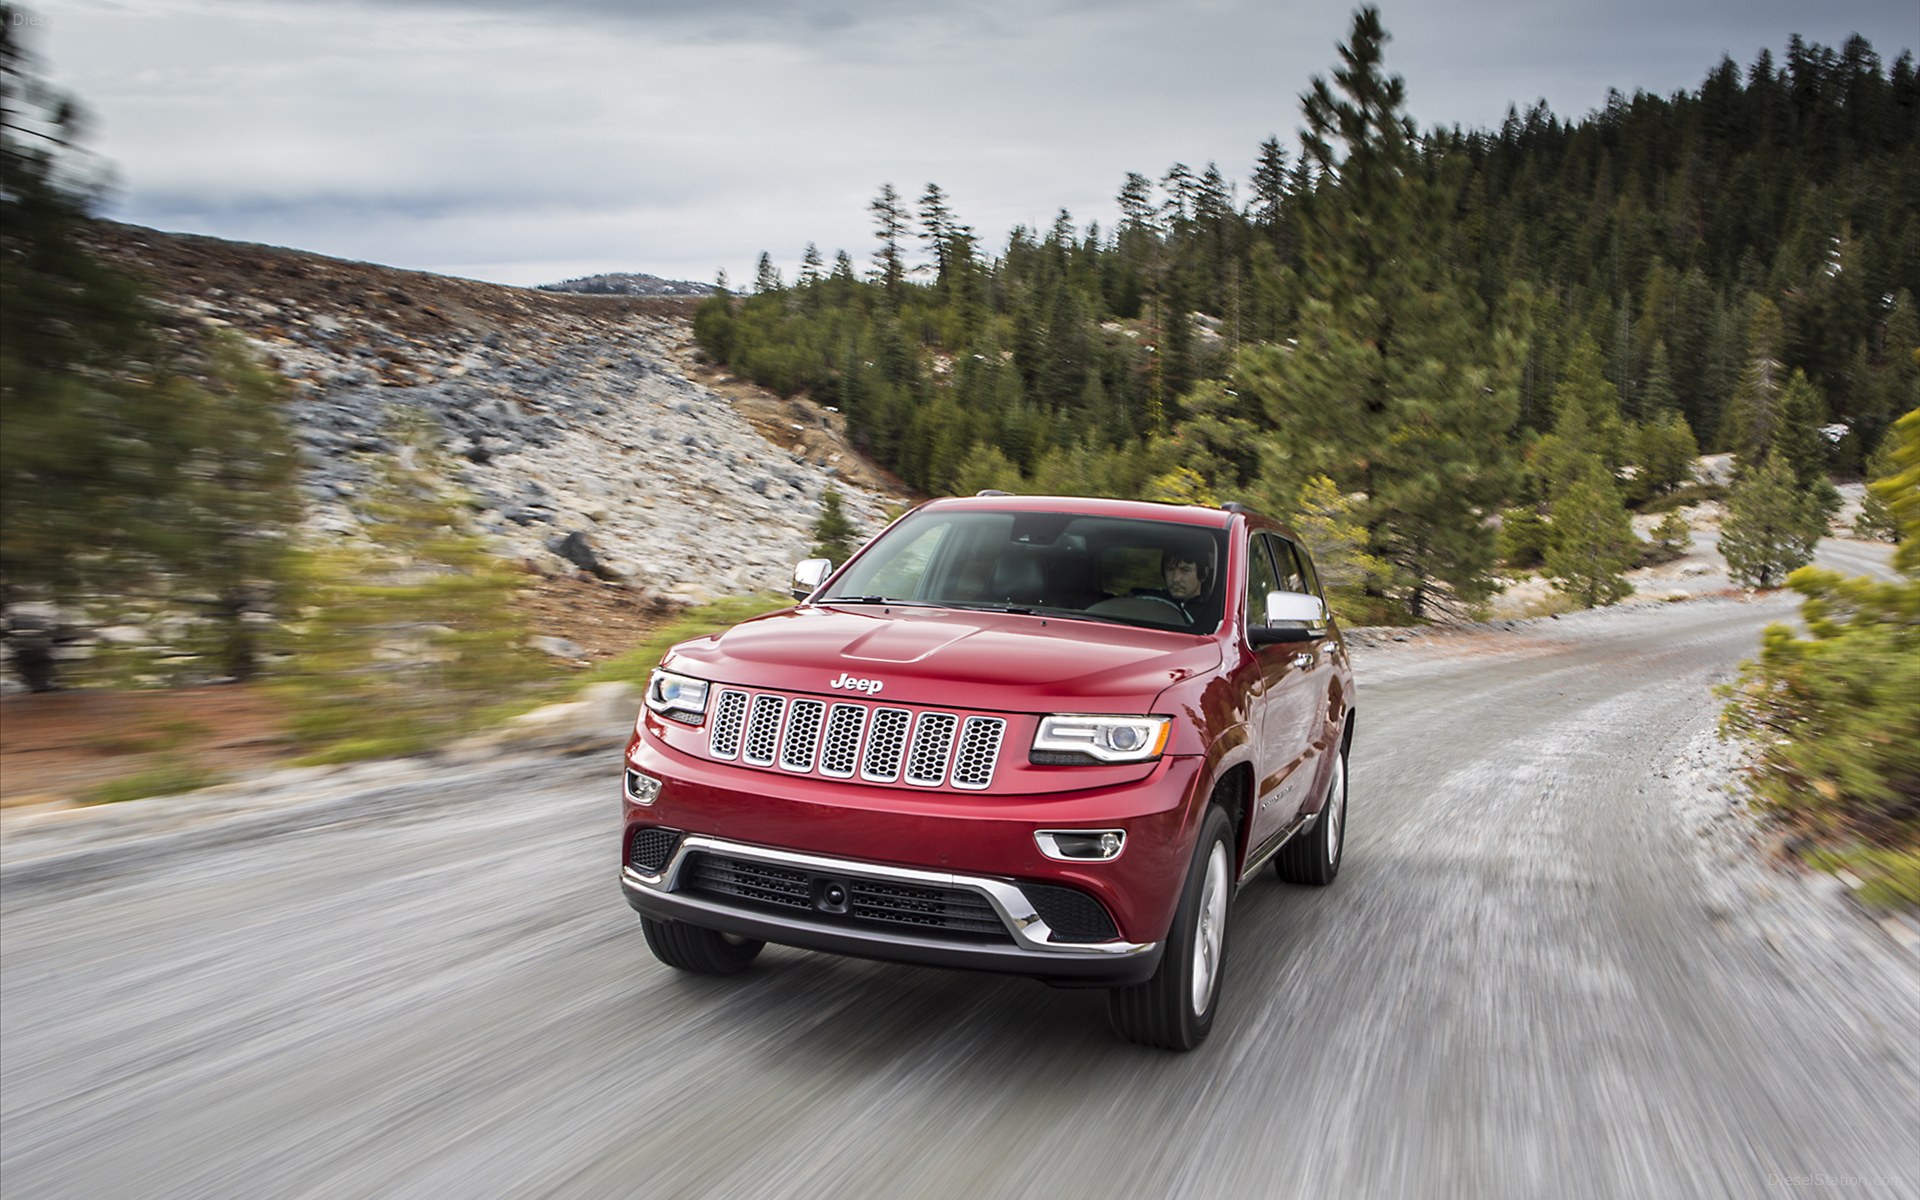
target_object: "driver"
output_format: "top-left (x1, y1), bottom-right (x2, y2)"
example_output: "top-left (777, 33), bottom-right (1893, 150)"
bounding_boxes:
top-left (1141, 536), bottom-right (1216, 624)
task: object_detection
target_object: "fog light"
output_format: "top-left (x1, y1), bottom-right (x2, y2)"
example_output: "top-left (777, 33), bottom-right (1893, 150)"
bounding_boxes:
top-left (1034, 829), bottom-right (1126, 861)
top-left (625, 769), bottom-right (663, 805)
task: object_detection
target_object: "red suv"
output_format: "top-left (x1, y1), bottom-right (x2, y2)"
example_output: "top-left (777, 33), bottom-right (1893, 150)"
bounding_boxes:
top-left (620, 495), bottom-right (1355, 1049)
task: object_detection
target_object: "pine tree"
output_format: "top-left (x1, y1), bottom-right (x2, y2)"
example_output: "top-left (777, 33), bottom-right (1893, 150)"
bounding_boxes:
top-left (1, 12), bottom-right (156, 617)
top-left (1233, 7), bottom-right (1517, 619)
top-left (1544, 457), bottom-right (1636, 607)
top-left (1721, 450), bottom-right (1825, 587)
top-left (919, 182), bottom-right (953, 285)
top-left (754, 251), bottom-right (782, 294)
top-left (1722, 297), bottom-right (1789, 470)
top-left (1249, 136), bottom-right (1290, 240)
top-left (1535, 336), bottom-right (1628, 489)
top-left (1876, 406), bottom-right (1920, 575)
top-left (1631, 410), bottom-right (1700, 500)
top-left (1641, 339), bottom-right (1678, 417)
top-left (1, 14), bottom-right (303, 686)
top-left (870, 183), bottom-right (908, 300)
top-left (1777, 369), bottom-right (1842, 514)
top-left (1854, 424), bottom-right (1901, 541)
top-left (809, 488), bottom-right (860, 563)
top-left (156, 336), bottom-right (304, 680)
top-left (1289, 475), bottom-right (1390, 620)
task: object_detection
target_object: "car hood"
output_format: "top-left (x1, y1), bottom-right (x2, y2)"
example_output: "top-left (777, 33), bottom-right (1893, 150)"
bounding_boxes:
top-left (663, 604), bottom-right (1220, 714)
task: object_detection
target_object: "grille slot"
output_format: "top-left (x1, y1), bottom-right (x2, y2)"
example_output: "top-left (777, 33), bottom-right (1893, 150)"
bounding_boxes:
top-left (743, 695), bottom-right (785, 766)
top-left (861, 708), bottom-right (913, 783)
top-left (683, 853), bottom-right (1011, 941)
top-left (709, 690), bottom-right (748, 759)
top-left (848, 880), bottom-right (1006, 936)
top-left (627, 827), bottom-right (683, 875)
top-left (819, 704), bottom-right (866, 778)
top-left (904, 713), bottom-right (959, 786)
top-left (701, 688), bottom-right (1008, 790)
top-left (951, 717), bottom-right (1006, 790)
top-left (780, 700), bottom-right (825, 772)
top-left (686, 854), bottom-right (810, 910)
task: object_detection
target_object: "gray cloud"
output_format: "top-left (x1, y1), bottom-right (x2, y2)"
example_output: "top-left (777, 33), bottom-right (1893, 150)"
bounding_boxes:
top-left (36, 0), bottom-right (1918, 287)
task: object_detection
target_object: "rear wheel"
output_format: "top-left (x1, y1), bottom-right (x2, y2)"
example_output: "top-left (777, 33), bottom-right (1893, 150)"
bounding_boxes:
top-left (1107, 805), bottom-right (1235, 1050)
top-left (1276, 744), bottom-right (1346, 886)
top-left (641, 916), bottom-right (764, 974)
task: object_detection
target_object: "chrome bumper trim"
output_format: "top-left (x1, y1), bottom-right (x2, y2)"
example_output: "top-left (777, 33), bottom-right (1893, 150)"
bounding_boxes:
top-left (623, 834), bottom-right (1156, 957)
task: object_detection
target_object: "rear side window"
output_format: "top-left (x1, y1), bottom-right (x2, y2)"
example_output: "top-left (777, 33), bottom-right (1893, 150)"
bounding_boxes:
top-left (1244, 533), bottom-right (1280, 631)
top-left (1269, 537), bottom-right (1308, 594)
top-left (1289, 539), bottom-right (1325, 601)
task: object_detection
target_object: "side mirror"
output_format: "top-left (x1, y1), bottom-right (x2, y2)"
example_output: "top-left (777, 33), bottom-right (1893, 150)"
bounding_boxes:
top-left (1250, 590), bottom-right (1327, 646)
top-left (792, 558), bottom-right (832, 600)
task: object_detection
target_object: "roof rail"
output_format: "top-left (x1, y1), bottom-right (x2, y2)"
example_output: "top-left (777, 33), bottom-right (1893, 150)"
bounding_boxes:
top-left (975, 489), bottom-right (1017, 497)
top-left (1221, 501), bottom-right (1252, 515)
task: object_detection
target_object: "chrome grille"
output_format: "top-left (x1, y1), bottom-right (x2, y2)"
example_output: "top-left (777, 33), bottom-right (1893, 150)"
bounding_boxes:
top-left (700, 688), bottom-right (1006, 790)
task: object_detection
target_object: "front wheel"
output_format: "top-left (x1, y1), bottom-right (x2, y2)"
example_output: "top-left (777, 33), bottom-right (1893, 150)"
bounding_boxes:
top-left (641, 916), bottom-right (764, 974)
top-left (1108, 805), bottom-right (1235, 1050)
top-left (1276, 744), bottom-right (1346, 886)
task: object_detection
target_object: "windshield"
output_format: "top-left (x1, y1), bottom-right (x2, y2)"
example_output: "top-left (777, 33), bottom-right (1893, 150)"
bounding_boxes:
top-left (819, 508), bottom-right (1228, 633)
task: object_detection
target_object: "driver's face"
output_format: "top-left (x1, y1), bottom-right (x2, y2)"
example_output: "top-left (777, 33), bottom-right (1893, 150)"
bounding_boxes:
top-left (1165, 558), bottom-right (1202, 601)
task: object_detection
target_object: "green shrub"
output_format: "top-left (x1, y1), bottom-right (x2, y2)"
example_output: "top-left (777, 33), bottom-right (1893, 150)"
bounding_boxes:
top-left (586, 593), bottom-right (794, 689)
top-left (80, 758), bottom-right (226, 805)
top-left (1497, 507), bottom-right (1551, 569)
top-left (1638, 510), bottom-right (1692, 566)
top-left (1721, 409), bottom-right (1920, 907)
top-left (1807, 848), bottom-right (1920, 912)
top-left (276, 424), bottom-right (553, 763)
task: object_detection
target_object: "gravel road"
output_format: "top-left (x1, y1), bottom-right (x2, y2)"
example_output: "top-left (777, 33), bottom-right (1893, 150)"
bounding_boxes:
top-left (5, 590), bottom-right (1918, 1199)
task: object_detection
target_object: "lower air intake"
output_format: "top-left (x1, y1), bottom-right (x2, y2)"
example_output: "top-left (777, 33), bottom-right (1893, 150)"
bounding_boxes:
top-left (628, 827), bottom-right (683, 875)
top-left (1023, 884), bottom-right (1119, 943)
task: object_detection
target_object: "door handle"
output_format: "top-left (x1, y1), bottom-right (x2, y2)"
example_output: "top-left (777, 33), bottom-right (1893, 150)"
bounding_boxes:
top-left (1291, 651), bottom-right (1315, 670)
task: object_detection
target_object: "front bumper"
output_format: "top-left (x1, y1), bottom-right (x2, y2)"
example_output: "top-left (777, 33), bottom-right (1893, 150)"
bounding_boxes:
top-left (621, 835), bottom-right (1164, 984)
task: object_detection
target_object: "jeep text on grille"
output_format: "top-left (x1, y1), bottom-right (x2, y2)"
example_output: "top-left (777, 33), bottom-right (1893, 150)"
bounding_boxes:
top-left (621, 495), bottom-right (1356, 1050)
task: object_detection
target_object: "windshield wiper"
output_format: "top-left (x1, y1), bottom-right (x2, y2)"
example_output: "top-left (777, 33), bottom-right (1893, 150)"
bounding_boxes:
top-left (818, 595), bottom-right (926, 606)
top-left (940, 601), bottom-right (1042, 616)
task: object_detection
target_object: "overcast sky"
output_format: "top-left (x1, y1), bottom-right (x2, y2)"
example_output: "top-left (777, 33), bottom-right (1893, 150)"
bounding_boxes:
top-left (30, 0), bottom-right (1919, 288)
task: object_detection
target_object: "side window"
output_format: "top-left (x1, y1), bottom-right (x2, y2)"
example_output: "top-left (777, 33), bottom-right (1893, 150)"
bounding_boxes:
top-left (1289, 539), bottom-right (1325, 601)
top-left (1270, 538), bottom-right (1308, 594)
top-left (1244, 533), bottom-right (1280, 631)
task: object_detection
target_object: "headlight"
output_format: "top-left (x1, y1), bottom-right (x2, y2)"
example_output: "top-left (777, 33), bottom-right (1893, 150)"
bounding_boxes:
top-left (644, 669), bottom-right (710, 724)
top-left (1032, 715), bottom-right (1171, 764)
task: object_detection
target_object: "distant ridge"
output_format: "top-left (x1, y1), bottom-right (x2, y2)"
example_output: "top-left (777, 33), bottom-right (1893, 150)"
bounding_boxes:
top-left (538, 272), bottom-right (714, 297)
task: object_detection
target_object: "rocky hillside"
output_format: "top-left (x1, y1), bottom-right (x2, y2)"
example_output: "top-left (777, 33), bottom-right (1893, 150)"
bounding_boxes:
top-left (537, 272), bottom-right (715, 297)
top-left (90, 225), bottom-right (907, 606)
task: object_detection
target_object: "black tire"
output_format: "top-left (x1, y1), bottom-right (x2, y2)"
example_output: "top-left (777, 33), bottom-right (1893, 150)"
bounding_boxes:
top-left (1276, 742), bottom-right (1347, 886)
top-left (641, 916), bottom-right (764, 974)
top-left (1108, 804), bottom-right (1235, 1051)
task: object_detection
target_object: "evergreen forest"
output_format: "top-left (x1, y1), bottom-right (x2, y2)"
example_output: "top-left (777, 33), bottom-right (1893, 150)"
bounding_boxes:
top-left (695, 9), bottom-right (1920, 621)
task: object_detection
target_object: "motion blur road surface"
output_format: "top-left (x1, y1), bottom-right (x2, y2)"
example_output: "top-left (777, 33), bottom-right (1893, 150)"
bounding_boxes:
top-left (5, 584), bottom-right (1918, 1198)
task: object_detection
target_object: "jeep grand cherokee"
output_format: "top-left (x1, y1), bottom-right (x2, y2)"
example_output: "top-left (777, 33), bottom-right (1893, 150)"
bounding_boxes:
top-left (620, 495), bottom-right (1355, 1050)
